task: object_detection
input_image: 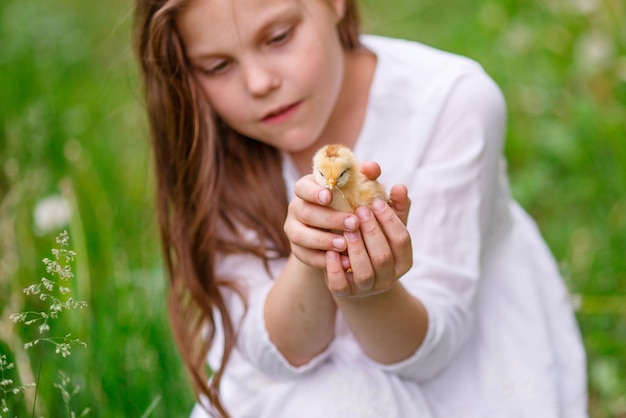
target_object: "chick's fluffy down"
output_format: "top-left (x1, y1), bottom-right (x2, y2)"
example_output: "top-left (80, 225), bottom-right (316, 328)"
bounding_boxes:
top-left (312, 144), bottom-right (387, 213)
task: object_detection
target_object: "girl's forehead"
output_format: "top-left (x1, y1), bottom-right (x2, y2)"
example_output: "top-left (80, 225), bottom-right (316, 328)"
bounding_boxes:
top-left (176, 0), bottom-right (307, 54)
top-left (177, 0), bottom-right (305, 27)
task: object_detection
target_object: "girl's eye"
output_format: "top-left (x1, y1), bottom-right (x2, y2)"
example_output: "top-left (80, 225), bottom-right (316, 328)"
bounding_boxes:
top-left (202, 59), bottom-right (232, 76)
top-left (267, 27), bottom-right (293, 46)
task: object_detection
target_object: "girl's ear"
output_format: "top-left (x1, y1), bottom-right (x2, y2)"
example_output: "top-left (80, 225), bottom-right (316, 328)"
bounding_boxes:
top-left (329, 0), bottom-right (347, 21)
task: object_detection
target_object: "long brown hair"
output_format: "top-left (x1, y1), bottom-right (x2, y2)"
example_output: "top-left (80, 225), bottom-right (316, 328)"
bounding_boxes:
top-left (133, 0), bottom-right (361, 415)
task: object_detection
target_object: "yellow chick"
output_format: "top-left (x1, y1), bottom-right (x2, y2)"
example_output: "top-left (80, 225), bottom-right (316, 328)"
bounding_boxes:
top-left (312, 144), bottom-right (387, 213)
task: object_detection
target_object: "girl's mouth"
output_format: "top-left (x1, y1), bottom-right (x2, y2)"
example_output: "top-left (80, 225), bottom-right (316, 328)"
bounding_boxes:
top-left (262, 101), bottom-right (301, 124)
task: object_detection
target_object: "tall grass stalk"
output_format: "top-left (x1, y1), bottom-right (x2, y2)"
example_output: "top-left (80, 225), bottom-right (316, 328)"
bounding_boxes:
top-left (6, 231), bottom-right (88, 417)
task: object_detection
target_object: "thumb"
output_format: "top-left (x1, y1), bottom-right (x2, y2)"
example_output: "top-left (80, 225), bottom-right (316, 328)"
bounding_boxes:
top-left (359, 161), bottom-right (381, 181)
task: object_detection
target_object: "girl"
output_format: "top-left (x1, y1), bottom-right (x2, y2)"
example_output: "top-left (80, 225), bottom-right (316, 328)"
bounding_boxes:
top-left (133, 0), bottom-right (588, 416)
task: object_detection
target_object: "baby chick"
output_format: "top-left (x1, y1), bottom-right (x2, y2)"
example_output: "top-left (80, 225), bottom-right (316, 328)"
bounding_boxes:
top-left (312, 144), bottom-right (387, 213)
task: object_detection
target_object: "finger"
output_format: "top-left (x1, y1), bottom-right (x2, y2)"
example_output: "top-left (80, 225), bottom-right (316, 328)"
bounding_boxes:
top-left (340, 254), bottom-right (352, 271)
top-left (284, 208), bottom-right (347, 251)
top-left (294, 174), bottom-right (333, 205)
top-left (389, 184), bottom-right (411, 225)
top-left (290, 198), bottom-right (359, 235)
top-left (325, 251), bottom-right (352, 296)
top-left (359, 161), bottom-right (381, 181)
top-left (344, 228), bottom-right (376, 291)
top-left (371, 198), bottom-right (413, 275)
top-left (355, 205), bottom-right (394, 281)
top-left (285, 223), bottom-right (347, 253)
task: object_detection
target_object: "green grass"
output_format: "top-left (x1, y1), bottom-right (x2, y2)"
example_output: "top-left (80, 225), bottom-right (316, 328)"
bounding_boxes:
top-left (1, 0), bottom-right (624, 416)
top-left (0, 0), bottom-right (192, 416)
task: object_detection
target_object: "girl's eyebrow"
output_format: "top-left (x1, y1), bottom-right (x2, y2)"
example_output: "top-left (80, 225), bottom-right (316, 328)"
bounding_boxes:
top-left (252, 2), bottom-right (301, 37)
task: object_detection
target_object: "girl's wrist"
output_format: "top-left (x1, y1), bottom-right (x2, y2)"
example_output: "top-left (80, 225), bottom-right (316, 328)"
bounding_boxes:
top-left (334, 283), bottom-right (428, 364)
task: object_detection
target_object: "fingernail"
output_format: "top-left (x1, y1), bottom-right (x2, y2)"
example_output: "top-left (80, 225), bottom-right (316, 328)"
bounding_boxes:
top-left (372, 199), bottom-right (386, 212)
top-left (356, 206), bottom-right (371, 221)
top-left (326, 250), bottom-right (339, 261)
top-left (344, 216), bottom-right (357, 231)
top-left (332, 237), bottom-right (345, 250)
top-left (345, 231), bottom-right (359, 242)
top-left (319, 189), bottom-right (331, 205)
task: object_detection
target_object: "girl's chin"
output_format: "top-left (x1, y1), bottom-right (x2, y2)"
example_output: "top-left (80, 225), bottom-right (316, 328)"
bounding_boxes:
top-left (282, 138), bottom-right (324, 155)
top-left (256, 132), bottom-right (323, 154)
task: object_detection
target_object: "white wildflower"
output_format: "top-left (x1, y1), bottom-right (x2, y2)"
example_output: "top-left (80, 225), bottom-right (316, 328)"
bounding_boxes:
top-left (575, 31), bottom-right (615, 74)
top-left (42, 277), bottom-right (54, 291)
top-left (24, 284), bottom-right (41, 295)
top-left (569, 0), bottom-right (599, 15)
top-left (56, 343), bottom-right (71, 358)
top-left (33, 195), bottom-right (72, 234)
top-left (499, 22), bottom-right (533, 55)
top-left (9, 312), bottom-right (26, 323)
top-left (569, 293), bottom-right (583, 311)
top-left (56, 230), bottom-right (70, 246)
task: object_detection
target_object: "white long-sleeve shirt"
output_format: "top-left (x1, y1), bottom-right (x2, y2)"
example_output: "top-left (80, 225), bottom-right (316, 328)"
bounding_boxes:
top-left (191, 35), bottom-right (587, 418)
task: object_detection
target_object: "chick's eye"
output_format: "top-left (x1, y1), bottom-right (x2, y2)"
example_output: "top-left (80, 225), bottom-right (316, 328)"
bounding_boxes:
top-left (318, 170), bottom-right (325, 178)
top-left (339, 169), bottom-right (348, 178)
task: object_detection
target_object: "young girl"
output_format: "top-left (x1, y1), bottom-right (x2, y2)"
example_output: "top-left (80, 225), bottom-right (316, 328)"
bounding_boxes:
top-left (134, 0), bottom-right (588, 416)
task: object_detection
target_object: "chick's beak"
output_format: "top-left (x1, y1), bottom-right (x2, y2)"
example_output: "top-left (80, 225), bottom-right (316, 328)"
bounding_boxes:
top-left (327, 177), bottom-right (337, 190)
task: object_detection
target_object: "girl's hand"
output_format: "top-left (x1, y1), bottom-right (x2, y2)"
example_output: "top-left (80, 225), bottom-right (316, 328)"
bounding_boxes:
top-left (326, 160), bottom-right (412, 297)
top-left (360, 161), bottom-right (410, 225)
top-left (339, 163), bottom-right (412, 296)
top-left (284, 159), bottom-right (410, 276)
top-left (326, 186), bottom-right (412, 297)
top-left (284, 174), bottom-right (359, 270)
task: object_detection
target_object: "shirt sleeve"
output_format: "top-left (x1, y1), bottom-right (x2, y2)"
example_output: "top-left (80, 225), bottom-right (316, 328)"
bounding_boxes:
top-left (378, 67), bottom-right (507, 381)
top-left (211, 253), bottom-right (332, 381)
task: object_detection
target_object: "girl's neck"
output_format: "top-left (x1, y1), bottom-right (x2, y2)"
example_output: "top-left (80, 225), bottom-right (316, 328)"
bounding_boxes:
top-left (290, 47), bottom-right (377, 175)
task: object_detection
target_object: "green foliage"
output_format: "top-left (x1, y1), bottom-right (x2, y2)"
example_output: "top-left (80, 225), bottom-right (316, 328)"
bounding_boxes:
top-left (0, 350), bottom-right (32, 417)
top-left (53, 371), bottom-right (91, 418)
top-left (362, 0), bottom-right (626, 416)
top-left (0, 0), bottom-right (623, 416)
top-left (0, 0), bottom-right (192, 416)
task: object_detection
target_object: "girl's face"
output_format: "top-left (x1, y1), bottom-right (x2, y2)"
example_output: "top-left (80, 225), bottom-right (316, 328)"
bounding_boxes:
top-left (176, 0), bottom-right (347, 153)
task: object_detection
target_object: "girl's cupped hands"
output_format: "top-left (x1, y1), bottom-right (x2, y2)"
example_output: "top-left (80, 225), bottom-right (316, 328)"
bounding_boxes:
top-left (284, 161), bottom-right (413, 297)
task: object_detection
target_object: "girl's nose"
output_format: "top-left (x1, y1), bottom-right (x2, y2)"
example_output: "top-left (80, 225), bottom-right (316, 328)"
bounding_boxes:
top-left (243, 59), bottom-right (281, 97)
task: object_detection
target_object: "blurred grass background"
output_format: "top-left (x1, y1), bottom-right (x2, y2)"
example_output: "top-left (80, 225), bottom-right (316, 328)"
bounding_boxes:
top-left (0, 0), bottom-right (624, 416)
